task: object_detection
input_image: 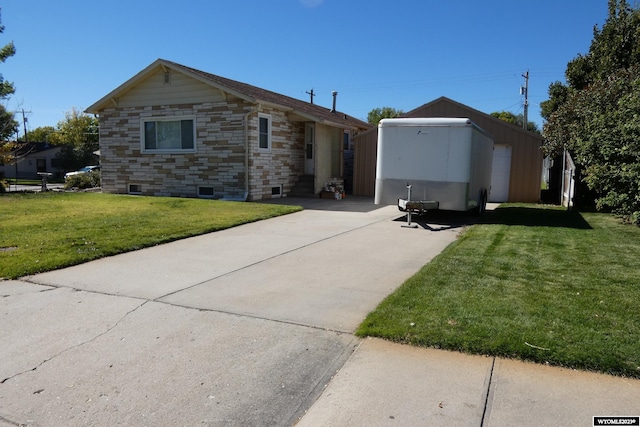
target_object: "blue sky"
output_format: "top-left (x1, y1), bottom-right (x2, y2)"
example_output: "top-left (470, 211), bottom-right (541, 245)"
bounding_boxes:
top-left (3, 1), bottom-right (608, 135)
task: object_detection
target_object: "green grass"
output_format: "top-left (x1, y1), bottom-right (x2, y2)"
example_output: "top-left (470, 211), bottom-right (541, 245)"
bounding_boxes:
top-left (357, 204), bottom-right (640, 378)
top-left (0, 192), bottom-right (301, 279)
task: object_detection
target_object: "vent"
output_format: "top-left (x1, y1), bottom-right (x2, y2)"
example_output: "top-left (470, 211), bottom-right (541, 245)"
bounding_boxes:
top-left (164, 70), bottom-right (171, 85)
top-left (271, 185), bottom-right (282, 197)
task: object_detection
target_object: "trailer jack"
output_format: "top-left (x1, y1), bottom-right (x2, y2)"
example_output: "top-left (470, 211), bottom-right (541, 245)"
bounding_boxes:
top-left (401, 184), bottom-right (418, 228)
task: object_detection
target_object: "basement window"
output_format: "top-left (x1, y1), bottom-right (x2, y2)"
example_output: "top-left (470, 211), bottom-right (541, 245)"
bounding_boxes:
top-left (198, 186), bottom-right (215, 199)
top-left (271, 185), bottom-right (282, 197)
top-left (128, 184), bottom-right (142, 194)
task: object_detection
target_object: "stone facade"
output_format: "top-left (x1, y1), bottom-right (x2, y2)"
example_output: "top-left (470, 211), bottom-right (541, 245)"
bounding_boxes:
top-left (99, 98), bottom-right (305, 200)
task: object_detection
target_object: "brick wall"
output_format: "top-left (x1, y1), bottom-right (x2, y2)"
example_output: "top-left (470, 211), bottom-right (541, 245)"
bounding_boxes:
top-left (99, 99), bottom-right (305, 200)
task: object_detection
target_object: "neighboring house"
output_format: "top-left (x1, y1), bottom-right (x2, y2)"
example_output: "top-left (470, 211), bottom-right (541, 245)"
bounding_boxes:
top-left (85, 59), bottom-right (371, 201)
top-left (353, 96), bottom-right (544, 203)
top-left (0, 142), bottom-right (64, 180)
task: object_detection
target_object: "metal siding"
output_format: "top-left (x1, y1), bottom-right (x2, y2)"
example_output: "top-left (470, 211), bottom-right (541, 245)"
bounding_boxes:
top-left (353, 129), bottom-right (377, 196)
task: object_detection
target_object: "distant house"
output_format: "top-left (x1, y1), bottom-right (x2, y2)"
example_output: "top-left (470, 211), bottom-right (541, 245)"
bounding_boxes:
top-left (85, 59), bottom-right (371, 200)
top-left (352, 96), bottom-right (544, 203)
top-left (0, 142), bottom-right (64, 180)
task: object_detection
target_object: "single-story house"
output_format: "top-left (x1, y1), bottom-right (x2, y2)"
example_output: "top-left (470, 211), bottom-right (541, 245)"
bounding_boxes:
top-left (85, 59), bottom-right (371, 200)
top-left (0, 142), bottom-right (64, 180)
top-left (352, 96), bottom-right (544, 203)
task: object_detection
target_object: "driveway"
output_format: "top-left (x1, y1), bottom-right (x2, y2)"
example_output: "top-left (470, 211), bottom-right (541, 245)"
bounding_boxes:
top-left (0, 197), bottom-right (465, 426)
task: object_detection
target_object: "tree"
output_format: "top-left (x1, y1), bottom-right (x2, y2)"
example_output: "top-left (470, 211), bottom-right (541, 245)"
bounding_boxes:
top-left (542, 0), bottom-right (640, 223)
top-left (49, 108), bottom-right (99, 171)
top-left (0, 8), bottom-right (15, 100)
top-left (367, 107), bottom-right (404, 125)
top-left (19, 126), bottom-right (57, 143)
top-left (490, 111), bottom-right (540, 134)
top-left (0, 8), bottom-right (16, 165)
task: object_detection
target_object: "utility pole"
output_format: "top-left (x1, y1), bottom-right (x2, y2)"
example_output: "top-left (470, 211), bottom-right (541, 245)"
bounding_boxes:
top-left (306, 88), bottom-right (315, 104)
top-left (20, 109), bottom-right (31, 143)
top-left (521, 70), bottom-right (529, 130)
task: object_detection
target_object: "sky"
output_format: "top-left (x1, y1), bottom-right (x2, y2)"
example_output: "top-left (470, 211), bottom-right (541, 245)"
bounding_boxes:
top-left (2, 1), bottom-right (609, 136)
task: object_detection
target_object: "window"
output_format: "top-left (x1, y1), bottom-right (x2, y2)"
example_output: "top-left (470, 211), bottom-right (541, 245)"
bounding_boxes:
top-left (198, 186), bottom-right (215, 198)
top-left (128, 184), bottom-right (142, 194)
top-left (142, 117), bottom-right (195, 152)
top-left (258, 114), bottom-right (271, 150)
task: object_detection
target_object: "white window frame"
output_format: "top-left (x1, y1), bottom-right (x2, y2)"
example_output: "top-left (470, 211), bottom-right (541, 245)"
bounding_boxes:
top-left (258, 113), bottom-right (272, 151)
top-left (141, 116), bottom-right (196, 153)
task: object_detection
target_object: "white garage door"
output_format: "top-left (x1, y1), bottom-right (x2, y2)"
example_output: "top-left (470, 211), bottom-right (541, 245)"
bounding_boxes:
top-left (490, 145), bottom-right (512, 202)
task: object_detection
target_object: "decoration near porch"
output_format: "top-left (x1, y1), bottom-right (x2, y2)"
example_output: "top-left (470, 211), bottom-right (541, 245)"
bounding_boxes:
top-left (321, 178), bottom-right (345, 200)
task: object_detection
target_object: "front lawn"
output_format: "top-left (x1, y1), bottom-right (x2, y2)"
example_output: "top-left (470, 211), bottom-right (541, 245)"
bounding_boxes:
top-left (0, 192), bottom-right (300, 279)
top-left (357, 204), bottom-right (640, 378)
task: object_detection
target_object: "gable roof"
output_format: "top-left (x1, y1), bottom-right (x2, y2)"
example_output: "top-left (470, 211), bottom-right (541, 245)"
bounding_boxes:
top-left (10, 142), bottom-right (62, 157)
top-left (86, 59), bottom-right (371, 131)
top-left (405, 96), bottom-right (543, 141)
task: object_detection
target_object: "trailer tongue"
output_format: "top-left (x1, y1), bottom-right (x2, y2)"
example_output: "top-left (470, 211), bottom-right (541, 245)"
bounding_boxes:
top-left (397, 184), bottom-right (439, 214)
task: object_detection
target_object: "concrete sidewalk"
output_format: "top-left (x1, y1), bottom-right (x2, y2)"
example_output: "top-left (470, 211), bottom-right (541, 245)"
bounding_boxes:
top-left (1, 198), bottom-right (639, 426)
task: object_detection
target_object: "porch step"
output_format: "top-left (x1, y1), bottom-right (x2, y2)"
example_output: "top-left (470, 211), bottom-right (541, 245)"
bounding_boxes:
top-left (289, 175), bottom-right (318, 198)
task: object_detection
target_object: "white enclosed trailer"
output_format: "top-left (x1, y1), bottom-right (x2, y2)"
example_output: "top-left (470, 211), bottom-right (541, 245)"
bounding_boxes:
top-left (374, 117), bottom-right (494, 214)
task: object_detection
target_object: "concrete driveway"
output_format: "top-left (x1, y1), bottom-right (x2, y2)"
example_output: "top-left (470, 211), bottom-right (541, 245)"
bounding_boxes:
top-left (1, 197), bottom-right (465, 426)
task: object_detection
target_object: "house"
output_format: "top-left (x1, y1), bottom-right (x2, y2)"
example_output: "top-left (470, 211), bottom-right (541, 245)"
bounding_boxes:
top-left (85, 59), bottom-right (371, 201)
top-left (352, 96), bottom-right (544, 203)
top-left (0, 142), bottom-right (64, 180)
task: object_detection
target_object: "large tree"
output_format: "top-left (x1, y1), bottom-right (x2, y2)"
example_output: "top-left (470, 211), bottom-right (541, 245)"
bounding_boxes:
top-left (49, 108), bottom-right (99, 171)
top-left (541, 0), bottom-right (640, 223)
top-left (367, 107), bottom-right (404, 125)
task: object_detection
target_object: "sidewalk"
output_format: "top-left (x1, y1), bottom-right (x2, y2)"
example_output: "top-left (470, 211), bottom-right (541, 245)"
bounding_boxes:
top-left (297, 337), bottom-right (640, 426)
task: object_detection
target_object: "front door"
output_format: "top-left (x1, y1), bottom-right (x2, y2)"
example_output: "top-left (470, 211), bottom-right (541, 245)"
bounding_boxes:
top-left (304, 123), bottom-right (315, 175)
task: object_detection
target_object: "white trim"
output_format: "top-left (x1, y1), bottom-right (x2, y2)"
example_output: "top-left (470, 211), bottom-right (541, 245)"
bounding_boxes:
top-left (258, 113), bottom-right (272, 152)
top-left (140, 116), bottom-right (197, 154)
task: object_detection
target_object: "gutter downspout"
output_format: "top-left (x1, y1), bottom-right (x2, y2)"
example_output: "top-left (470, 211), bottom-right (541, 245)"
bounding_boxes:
top-left (220, 104), bottom-right (258, 201)
top-left (243, 107), bottom-right (252, 200)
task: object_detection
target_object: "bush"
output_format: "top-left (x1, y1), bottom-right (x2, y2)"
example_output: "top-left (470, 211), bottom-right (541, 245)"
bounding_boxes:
top-left (64, 170), bottom-right (101, 190)
top-left (0, 179), bottom-right (7, 193)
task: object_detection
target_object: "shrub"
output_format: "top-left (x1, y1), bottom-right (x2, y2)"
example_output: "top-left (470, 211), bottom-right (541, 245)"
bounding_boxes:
top-left (64, 170), bottom-right (101, 190)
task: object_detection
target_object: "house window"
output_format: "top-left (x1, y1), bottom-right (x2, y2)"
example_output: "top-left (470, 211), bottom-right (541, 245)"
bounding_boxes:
top-left (128, 184), bottom-right (142, 194)
top-left (258, 114), bottom-right (271, 150)
top-left (141, 117), bottom-right (195, 152)
top-left (198, 186), bottom-right (215, 198)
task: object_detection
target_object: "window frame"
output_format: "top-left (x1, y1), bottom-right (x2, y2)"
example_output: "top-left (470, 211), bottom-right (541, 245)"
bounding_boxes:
top-left (140, 116), bottom-right (196, 153)
top-left (258, 113), bottom-right (272, 151)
